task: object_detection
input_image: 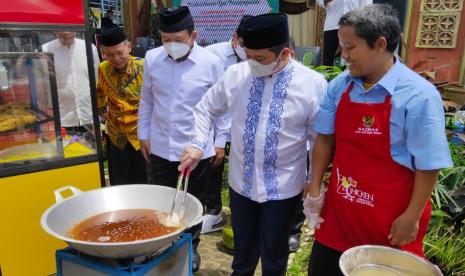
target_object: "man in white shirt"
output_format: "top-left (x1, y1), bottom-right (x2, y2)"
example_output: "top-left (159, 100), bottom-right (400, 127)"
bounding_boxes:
top-left (200, 15), bottom-right (251, 234)
top-left (180, 13), bottom-right (327, 275)
top-left (317, 0), bottom-right (372, 65)
top-left (205, 15), bottom-right (251, 70)
top-left (42, 31), bottom-right (100, 130)
top-left (137, 6), bottom-right (225, 272)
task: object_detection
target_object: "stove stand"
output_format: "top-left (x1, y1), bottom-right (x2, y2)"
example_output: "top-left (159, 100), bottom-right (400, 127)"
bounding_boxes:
top-left (56, 234), bottom-right (192, 276)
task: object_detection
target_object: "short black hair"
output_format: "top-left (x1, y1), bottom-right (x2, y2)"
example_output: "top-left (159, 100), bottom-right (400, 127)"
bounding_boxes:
top-left (338, 4), bottom-right (401, 53)
top-left (268, 41), bottom-right (289, 56)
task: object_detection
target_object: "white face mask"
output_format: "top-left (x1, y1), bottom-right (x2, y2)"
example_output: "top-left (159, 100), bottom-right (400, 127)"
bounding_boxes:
top-left (247, 51), bottom-right (283, 77)
top-left (234, 45), bottom-right (247, 61)
top-left (164, 39), bottom-right (191, 60)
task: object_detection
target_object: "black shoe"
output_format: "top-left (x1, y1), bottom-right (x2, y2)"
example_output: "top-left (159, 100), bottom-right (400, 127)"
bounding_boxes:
top-left (288, 234), bottom-right (301, 252)
top-left (192, 248), bottom-right (201, 272)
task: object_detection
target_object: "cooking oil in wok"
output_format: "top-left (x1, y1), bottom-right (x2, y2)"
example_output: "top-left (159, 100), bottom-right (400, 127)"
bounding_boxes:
top-left (69, 209), bottom-right (180, 242)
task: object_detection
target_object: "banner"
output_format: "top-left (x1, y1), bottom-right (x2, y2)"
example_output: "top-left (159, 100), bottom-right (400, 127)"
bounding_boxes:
top-left (173, 0), bottom-right (279, 46)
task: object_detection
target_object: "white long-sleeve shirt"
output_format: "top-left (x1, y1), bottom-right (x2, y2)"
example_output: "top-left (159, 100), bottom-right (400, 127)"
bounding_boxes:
top-left (42, 38), bottom-right (100, 127)
top-left (192, 59), bottom-right (327, 202)
top-left (317, 0), bottom-right (373, 31)
top-left (137, 42), bottom-right (226, 161)
top-left (205, 40), bottom-right (242, 144)
top-left (205, 40), bottom-right (239, 71)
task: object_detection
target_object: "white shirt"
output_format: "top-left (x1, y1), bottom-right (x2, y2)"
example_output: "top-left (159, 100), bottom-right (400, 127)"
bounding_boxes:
top-left (138, 43), bottom-right (226, 161)
top-left (205, 40), bottom-right (240, 71)
top-left (192, 59), bottom-right (327, 202)
top-left (205, 40), bottom-right (243, 144)
top-left (42, 38), bottom-right (100, 127)
top-left (317, 0), bottom-right (373, 31)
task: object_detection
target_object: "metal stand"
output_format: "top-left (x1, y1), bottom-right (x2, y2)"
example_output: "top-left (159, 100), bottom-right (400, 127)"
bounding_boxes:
top-left (56, 234), bottom-right (192, 276)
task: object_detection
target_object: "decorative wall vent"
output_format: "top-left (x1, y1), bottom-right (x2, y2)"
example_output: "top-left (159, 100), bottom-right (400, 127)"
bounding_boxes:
top-left (416, 0), bottom-right (463, 48)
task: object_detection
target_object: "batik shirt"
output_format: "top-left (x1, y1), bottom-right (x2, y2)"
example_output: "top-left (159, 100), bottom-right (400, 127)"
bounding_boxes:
top-left (192, 59), bottom-right (327, 202)
top-left (97, 56), bottom-right (143, 150)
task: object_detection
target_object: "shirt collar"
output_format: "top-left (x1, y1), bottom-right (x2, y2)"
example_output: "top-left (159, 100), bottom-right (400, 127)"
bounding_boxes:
top-left (187, 42), bottom-right (201, 63)
top-left (351, 56), bottom-right (402, 95)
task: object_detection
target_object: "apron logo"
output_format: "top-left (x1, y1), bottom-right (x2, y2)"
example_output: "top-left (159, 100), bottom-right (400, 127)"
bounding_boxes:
top-left (355, 115), bottom-right (381, 135)
top-left (336, 168), bottom-right (374, 207)
top-left (362, 116), bottom-right (375, 127)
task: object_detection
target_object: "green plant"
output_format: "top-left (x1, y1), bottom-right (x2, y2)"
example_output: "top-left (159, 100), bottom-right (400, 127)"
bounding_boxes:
top-left (310, 65), bottom-right (344, 81)
top-left (430, 209), bottom-right (453, 226)
top-left (287, 241), bottom-right (313, 276)
top-left (432, 166), bottom-right (465, 213)
top-left (301, 52), bottom-right (346, 81)
top-left (221, 151), bottom-right (230, 207)
top-left (302, 52), bottom-right (314, 68)
top-left (446, 115), bottom-right (458, 130)
top-left (424, 224), bottom-right (465, 275)
top-left (449, 142), bottom-right (465, 167)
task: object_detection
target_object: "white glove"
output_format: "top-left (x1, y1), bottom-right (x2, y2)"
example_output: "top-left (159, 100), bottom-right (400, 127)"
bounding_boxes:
top-left (179, 145), bottom-right (203, 171)
top-left (303, 185), bottom-right (326, 229)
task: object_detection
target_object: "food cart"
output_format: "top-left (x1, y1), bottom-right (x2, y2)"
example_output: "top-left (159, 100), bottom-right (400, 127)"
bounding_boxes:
top-left (0, 1), bottom-right (104, 275)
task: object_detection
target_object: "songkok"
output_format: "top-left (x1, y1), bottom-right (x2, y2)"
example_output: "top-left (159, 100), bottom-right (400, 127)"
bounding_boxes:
top-left (236, 15), bottom-right (253, 38)
top-left (159, 6), bottom-right (194, 33)
top-left (242, 13), bottom-right (289, 49)
top-left (101, 27), bottom-right (127, 46)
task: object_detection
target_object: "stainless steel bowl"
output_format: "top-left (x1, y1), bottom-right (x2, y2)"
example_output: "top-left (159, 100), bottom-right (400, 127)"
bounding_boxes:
top-left (339, 245), bottom-right (443, 276)
top-left (41, 185), bottom-right (203, 259)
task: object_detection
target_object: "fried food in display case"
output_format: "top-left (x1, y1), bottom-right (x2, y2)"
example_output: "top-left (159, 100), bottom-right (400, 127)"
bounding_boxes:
top-left (0, 52), bottom-right (62, 173)
top-left (0, 104), bottom-right (37, 132)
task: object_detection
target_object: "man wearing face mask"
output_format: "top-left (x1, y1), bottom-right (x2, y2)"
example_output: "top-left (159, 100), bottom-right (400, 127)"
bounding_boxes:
top-left (137, 6), bottom-right (225, 272)
top-left (179, 13), bottom-right (327, 275)
top-left (198, 15), bottom-right (252, 234)
top-left (205, 15), bottom-right (251, 68)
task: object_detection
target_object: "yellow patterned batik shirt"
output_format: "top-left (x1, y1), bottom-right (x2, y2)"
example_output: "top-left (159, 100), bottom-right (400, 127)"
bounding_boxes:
top-left (97, 56), bottom-right (144, 150)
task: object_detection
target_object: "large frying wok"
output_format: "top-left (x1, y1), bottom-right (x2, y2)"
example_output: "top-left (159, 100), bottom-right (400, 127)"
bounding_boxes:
top-left (41, 184), bottom-right (203, 259)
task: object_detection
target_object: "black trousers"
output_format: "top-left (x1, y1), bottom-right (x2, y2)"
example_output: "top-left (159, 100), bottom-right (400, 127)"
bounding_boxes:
top-left (149, 154), bottom-right (211, 248)
top-left (205, 143), bottom-right (230, 215)
top-left (289, 202), bottom-right (305, 236)
top-left (205, 158), bottom-right (224, 215)
top-left (308, 240), bottom-right (344, 276)
top-left (230, 188), bottom-right (300, 276)
top-left (323, 29), bottom-right (340, 66)
top-left (107, 141), bottom-right (147, 185)
top-left (290, 150), bottom-right (310, 236)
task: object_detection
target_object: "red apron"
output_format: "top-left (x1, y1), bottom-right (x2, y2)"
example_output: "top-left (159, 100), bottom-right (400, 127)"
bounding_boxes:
top-left (315, 82), bottom-right (431, 257)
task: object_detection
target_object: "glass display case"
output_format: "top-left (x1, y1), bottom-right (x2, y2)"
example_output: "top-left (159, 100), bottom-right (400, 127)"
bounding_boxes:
top-left (0, 2), bottom-right (105, 276)
top-left (0, 30), bottom-right (99, 177)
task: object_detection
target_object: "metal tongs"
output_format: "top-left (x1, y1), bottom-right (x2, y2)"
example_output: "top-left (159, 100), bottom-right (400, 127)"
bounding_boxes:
top-left (163, 166), bottom-right (191, 227)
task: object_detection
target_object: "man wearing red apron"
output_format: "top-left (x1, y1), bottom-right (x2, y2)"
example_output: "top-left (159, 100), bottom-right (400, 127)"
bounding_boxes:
top-left (304, 4), bottom-right (453, 275)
